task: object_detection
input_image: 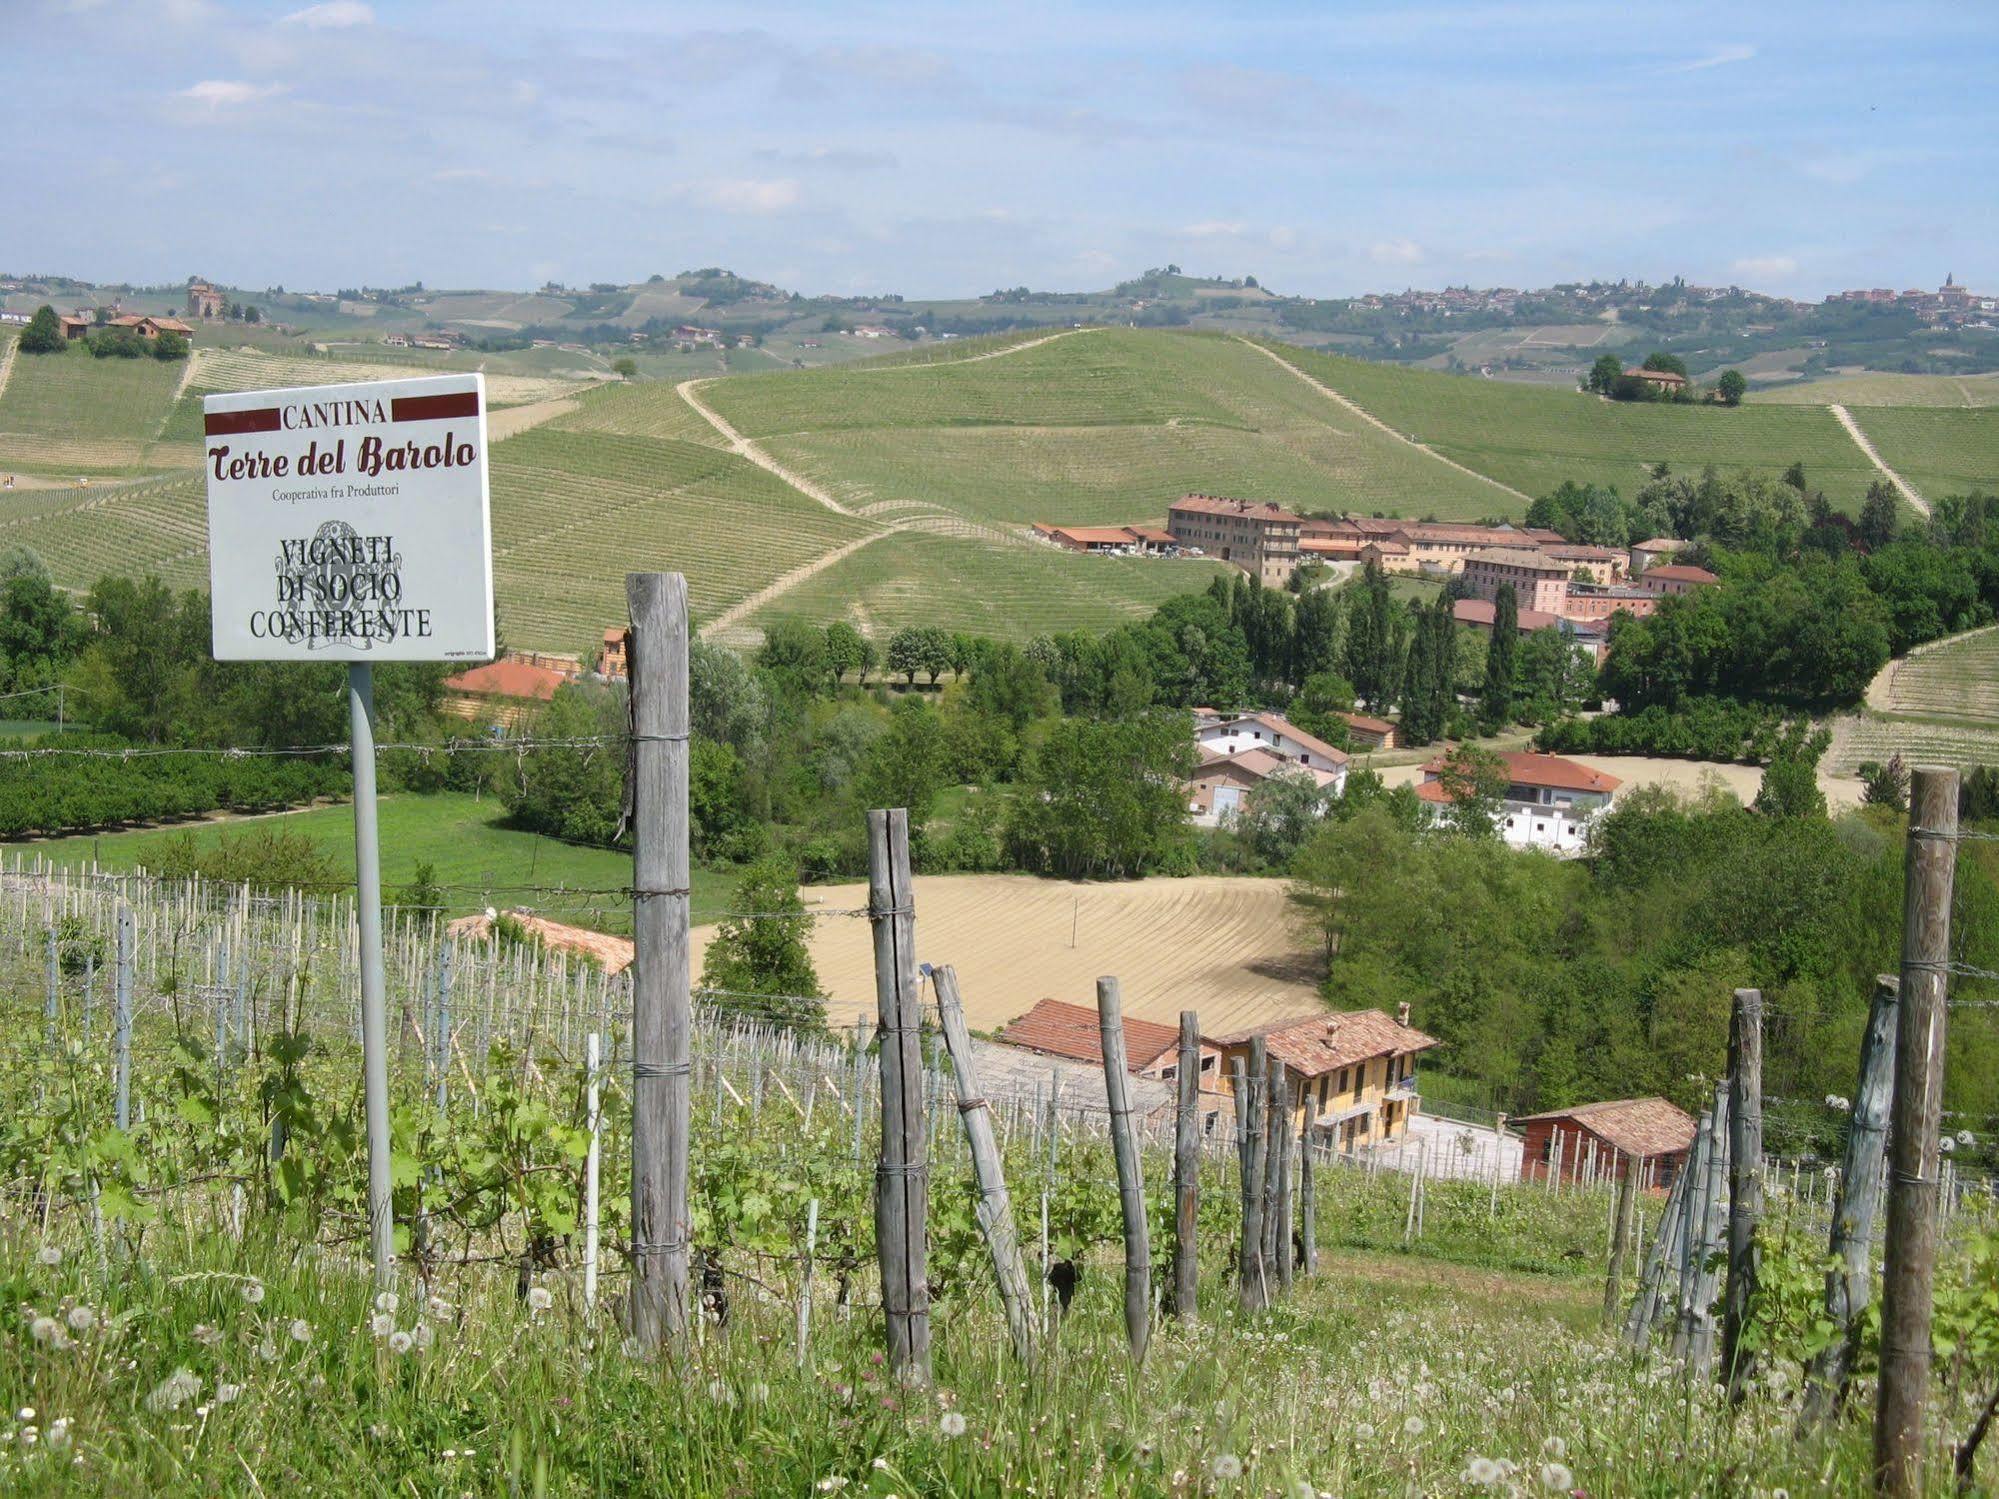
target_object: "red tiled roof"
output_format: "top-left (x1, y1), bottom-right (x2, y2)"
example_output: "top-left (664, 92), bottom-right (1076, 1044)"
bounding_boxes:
top-left (1624, 367), bottom-right (1688, 385)
top-left (1514, 1097), bottom-right (1696, 1158)
top-left (1420, 750), bottom-right (1623, 795)
top-left (1453, 599), bottom-right (1567, 632)
top-left (1466, 546), bottom-right (1570, 573)
top-left (1642, 564), bottom-right (1719, 585)
top-left (1340, 711), bottom-right (1393, 736)
top-left (1215, 711), bottom-right (1350, 766)
top-left (1216, 1009), bottom-right (1440, 1078)
top-left (1632, 536), bottom-right (1684, 552)
top-left (1170, 494), bottom-right (1305, 525)
top-left (996, 997), bottom-right (1181, 1071)
top-left (1044, 525), bottom-right (1140, 545)
top-left (442, 659), bottom-right (569, 702)
top-left (150, 317), bottom-right (194, 335)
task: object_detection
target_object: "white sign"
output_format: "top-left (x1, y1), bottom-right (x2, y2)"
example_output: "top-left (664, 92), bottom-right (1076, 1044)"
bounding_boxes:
top-left (203, 372), bottom-right (495, 662)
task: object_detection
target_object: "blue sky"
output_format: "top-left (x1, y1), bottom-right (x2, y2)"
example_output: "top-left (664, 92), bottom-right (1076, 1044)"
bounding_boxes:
top-left (10, 0), bottom-right (1996, 300)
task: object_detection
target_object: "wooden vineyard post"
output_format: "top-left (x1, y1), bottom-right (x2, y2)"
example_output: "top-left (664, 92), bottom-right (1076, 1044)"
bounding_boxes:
top-left (1723, 988), bottom-right (1765, 1400)
top-left (935, 964), bottom-right (1034, 1362)
top-left (1270, 1064), bottom-right (1293, 1292)
top-left (1172, 1010), bottom-right (1201, 1321)
top-left (1261, 1059), bottom-right (1285, 1282)
top-left (1689, 1081), bottom-right (1731, 1375)
top-left (1875, 767), bottom-right (1958, 1497)
top-left (1628, 1147), bottom-right (1692, 1345)
top-left (626, 572), bottom-right (693, 1348)
top-left (1097, 977), bottom-right (1150, 1363)
top-left (1236, 1042), bottom-right (1267, 1313)
top-left (1298, 1122), bottom-right (1317, 1276)
top-left (868, 808), bottom-right (931, 1385)
top-left (1801, 976), bottom-right (1900, 1429)
top-left (1669, 1104), bottom-right (1714, 1362)
top-left (1603, 1150), bottom-right (1636, 1328)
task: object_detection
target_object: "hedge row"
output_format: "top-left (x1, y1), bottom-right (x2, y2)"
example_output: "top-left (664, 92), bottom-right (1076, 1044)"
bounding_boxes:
top-left (1534, 700), bottom-right (1784, 764)
top-left (0, 742), bottom-right (347, 837)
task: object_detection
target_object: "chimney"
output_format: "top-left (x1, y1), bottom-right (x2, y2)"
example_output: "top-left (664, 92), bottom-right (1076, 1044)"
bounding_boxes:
top-left (1396, 1002), bottom-right (1411, 1028)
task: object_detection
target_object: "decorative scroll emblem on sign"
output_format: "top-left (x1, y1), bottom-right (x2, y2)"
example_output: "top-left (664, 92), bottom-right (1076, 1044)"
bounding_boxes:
top-left (271, 520), bottom-right (409, 650)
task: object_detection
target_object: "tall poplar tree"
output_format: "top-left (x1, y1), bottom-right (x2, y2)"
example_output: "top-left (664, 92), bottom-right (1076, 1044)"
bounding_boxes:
top-left (1479, 582), bottom-right (1519, 732)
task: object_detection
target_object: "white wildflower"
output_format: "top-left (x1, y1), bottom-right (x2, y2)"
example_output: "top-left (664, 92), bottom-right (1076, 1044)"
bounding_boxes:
top-left (45, 1417), bottom-right (70, 1450)
top-left (1353, 1422), bottom-right (1375, 1442)
top-left (1403, 1415), bottom-right (1425, 1437)
top-left (17, 1407), bottom-right (34, 1421)
top-left (1542, 1437), bottom-right (1566, 1459)
top-left (1465, 1457), bottom-right (1504, 1486)
top-left (388, 1331), bottom-right (414, 1355)
top-left (28, 1316), bottom-right (64, 1345)
top-left (36, 1246), bottom-right (61, 1266)
top-left (289, 1318), bottom-right (312, 1344)
top-left (256, 1338), bottom-right (277, 1363)
top-left (1540, 1461), bottom-right (1574, 1491)
top-left (374, 1291), bottom-right (399, 1314)
top-left (1958, 1130), bottom-right (1976, 1147)
top-left (1210, 1453), bottom-right (1243, 1481)
top-left (412, 1322), bottom-right (434, 1350)
top-left (815, 1480), bottom-right (848, 1494)
top-left (147, 1369), bottom-right (201, 1412)
top-left (191, 1323), bottom-right (223, 1348)
top-left (939, 1411), bottom-right (967, 1438)
top-left (525, 1286), bottom-right (553, 1313)
top-left (370, 1313), bottom-right (393, 1338)
top-left (240, 1281), bottom-right (265, 1305)
top-left (64, 1305), bottom-right (95, 1333)
top-left (427, 1295), bottom-right (452, 1319)
top-left (215, 1382), bottom-right (243, 1405)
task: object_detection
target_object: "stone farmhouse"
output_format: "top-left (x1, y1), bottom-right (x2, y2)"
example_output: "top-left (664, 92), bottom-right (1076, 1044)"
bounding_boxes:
top-left (1213, 1006), bottom-right (1440, 1156)
top-left (1415, 750), bottom-right (1622, 854)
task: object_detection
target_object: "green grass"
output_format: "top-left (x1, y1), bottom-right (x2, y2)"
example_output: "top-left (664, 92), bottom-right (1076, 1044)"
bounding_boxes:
top-left (0, 342), bottom-right (187, 475)
top-left (1841, 406), bottom-right (1999, 502)
top-left (1754, 371), bottom-right (1999, 407)
top-left (1257, 341), bottom-right (1893, 513)
top-left (744, 526), bottom-right (1230, 641)
top-left (549, 380), bottom-right (732, 448)
top-left (0, 472), bottom-right (209, 592)
top-left (15, 790), bottom-right (734, 930)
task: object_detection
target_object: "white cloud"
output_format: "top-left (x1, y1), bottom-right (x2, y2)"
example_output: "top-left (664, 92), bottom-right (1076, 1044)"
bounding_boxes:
top-left (1731, 255), bottom-right (1798, 282)
top-left (282, 1), bottom-right (373, 27)
top-left (1369, 238), bottom-right (1426, 266)
top-left (177, 79), bottom-right (286, 108)
top-left (1667, 43), bottom-right (1755, 73)
top-left (701, 178), bottom-right (801, 214)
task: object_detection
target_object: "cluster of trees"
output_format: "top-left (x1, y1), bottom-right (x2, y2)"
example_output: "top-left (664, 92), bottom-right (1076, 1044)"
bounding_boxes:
top-left (15, 307), bottom-right (186, 361)
top-left (0, 745), bottom-right (346, 838)
top-left (1291, 786), bottom-right (1999, 1119)
top-left (1585, 351), bottom-right (1746, 405)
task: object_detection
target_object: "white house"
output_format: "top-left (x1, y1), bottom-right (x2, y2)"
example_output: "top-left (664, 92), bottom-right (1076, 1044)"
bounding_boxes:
top-left (1187, 748), bottom-right (1341, 828)
top-left (1415, 751), bottom-right (1621, 854)
top-left (1195, 712), bottom-right (1350, 794)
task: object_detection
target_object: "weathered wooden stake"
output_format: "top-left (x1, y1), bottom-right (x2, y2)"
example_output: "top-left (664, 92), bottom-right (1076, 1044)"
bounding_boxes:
top-left (935, 964), bottom-right (1034, 1361)
top-left (1490, 1112), bottom-right (1507, 1214)
top-left (1270, 1065), bottom-right (1293, 1292)
top-left (1298, 1123), bottom-right (1318, 1276)
top-left (1097, 976), bottom-right (1150, 1362)
top-left (1689, 1082), bottom-right (1731, 1375)
top-left (1261, 1058), bottom-right (1285, 1279)
top-left (1172, 1010), bottom-right (1201, 1321)
top-left (1723, 987), bottom-right (1764, 1400)
top-left (1237, 1040), bottom-right (1268, 1312)
top-left (1875, 767), bottom-right (1958, 1497)
top-left (1669, 1106), bottom-right (1714, 1361)
top-left (627, 572), bottom-right (692, 1347)
top-left (1604, 1150), bottom-right (1636, 1328)
top-left (868, 808), bottom-right (930, 1384)
top-left (1801, 975), bottom-right (1900, 1429)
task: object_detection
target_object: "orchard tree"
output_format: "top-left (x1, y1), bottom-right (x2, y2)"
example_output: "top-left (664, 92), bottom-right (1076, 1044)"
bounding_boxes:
top-left (1585, 353), bottom-right (1623, 396)
top-left (823, 620), bottom-right (867, 690)
top-left (1715, 368), bottom-right (1747, 406)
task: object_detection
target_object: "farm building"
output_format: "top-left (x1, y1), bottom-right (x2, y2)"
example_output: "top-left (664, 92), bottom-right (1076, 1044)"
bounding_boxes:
top-left (1540, 543), bottom-right (1625, 584)
top-left (1560, 584), bottom-right (1658, 623)
top-left (440, 650), bottom-right (580, 724)
top-left (1213, 1006), bottom-right (1440, 1156)
top-left (186, 279), bottom-right (225, 319)
top-left (107, 314), bottom-right (193, 340)
top-left (1196, 711), bottom-right (1350, 785)
top-left (1338, 711), bottom-right (1396, 751)
top-left (1460, 547), bottom-right (1572, 615)
top-left (57, 314), bottom-right (91, 340)
top-left (1627, 536), bottom-right (1686, 575)
top-left (1186, 746), bottom-right (1341, 827)
top-left (1623, 367), bottom-right (1689, 393)
top-left (1637, 563), bottom-right (1719, 596)
top-left (1416, 750), bottom-right (1621, 854)
top-left (994, 996), bottom-right (1221, 1082)
top-left (1514, 1097), bottom-right (1697, 1188)
top-left (1166, 494), bottom-right (1303, 586)
top-left (598, 626), bottom-right (630, 680)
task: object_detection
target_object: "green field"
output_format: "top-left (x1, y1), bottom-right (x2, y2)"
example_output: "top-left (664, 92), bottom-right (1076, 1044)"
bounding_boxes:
top-left (16, 790), bottom-right (734, 931)
top-left (1754, 371), bottom-right (1999, 407)
top-left (1257, 341), bottom-right (1892, 513)
top-left (0, 340), bottom-right (188, 474)
top-left (1843, 406), bottom-right (1999, 502)
top-left (548, 379), bottom-right (732, 448)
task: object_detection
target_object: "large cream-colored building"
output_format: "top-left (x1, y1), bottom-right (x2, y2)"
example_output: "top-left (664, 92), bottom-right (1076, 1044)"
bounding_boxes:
top-left (1167, 495), bottom-right (1303, 586)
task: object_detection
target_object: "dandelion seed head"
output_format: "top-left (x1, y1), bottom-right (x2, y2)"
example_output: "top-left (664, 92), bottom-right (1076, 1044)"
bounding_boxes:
top-left (1465, 1456), bottom-right (1503, 1485)
top-left (369, 1313), bottom-right (393, 1338)
top-left (45, 1417), bottom-right (69, 1450)
top-left (373, 1291), bottom-right (398, 1314)
top-left (64, 1306), bottom-right (94, 1332)
top-left (215, 1383), bottom-right (242, 1405)
top-left (147, 1369), bottom-right (200, 1412)
top-left (1542, 1437), bottom-right (1566, 1459)
top-left (1403, 1415), bottom-right (1425, 1437)
top-left (1540, 1461), bottom-right (1574, 1491)
top-left (1210, 1453), bottom-right (1243, 1481)
top-left (388, 1331), bottom-right (414, 1355)
top-left (240, 1281), bottom-right (265, 1305)
top-left (412, 1322), bottom-right (434, 1350)
top-left (940, 1411), bottom-right (967, 1438)
top-left (191, 1323), bottom-right (223, 1348)
top-left (289, 1318), bottom-right (312, 1343)
top-left (36, 1246), bottom-right (61, 1267)
top-left (525, 1286), bottom-right (553, 1313)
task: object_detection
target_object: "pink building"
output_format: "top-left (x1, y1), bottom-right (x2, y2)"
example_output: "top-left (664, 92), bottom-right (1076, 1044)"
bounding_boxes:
top-left (1461, 547), bottom-right (1572, 615)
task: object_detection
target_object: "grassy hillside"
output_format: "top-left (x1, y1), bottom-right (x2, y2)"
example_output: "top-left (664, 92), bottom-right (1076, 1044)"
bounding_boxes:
top-left (1842, 406), bottom-right (1998, 502)
top-left (1258, 341), bottom-right (1890, 512)
top-left (1755, 371), bottom-right (1999, 407)
top-left (0, 340), bottom-right (188, 475)
top-left (709, 328), bottom-right (1510, 528)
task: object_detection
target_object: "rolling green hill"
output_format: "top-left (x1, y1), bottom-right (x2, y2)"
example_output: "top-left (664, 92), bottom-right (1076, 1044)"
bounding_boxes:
top-left (2, 326), bottom-right (1995, 651)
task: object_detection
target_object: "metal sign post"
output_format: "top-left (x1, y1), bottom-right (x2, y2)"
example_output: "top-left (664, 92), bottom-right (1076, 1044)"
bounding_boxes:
top-left (202, 372), bottom-right (494, 1291)
top-left (349, 662), bottom-right (395, 1285)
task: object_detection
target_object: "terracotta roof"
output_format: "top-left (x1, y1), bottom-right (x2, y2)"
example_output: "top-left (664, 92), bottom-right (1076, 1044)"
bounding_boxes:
top-left (1169, 494), bottom-right (1305, 525)
top-left (1632, 536), bottom-right (1684, 552)
top-left (1403, 521), bottom-right (1533, 546)
top-left (1123, 524), bottom-right (1174, 543)
top-left (1541, 544), bottom-right (1620, 561)
top-left (1420, 750), bottom-right (1623, 796)
top-left (1039, 524), bottom-right (1143, 545)
top-left (1212, 712), bottom-right (1350, 766)
top-left (996, 997), bottom-right (1182, 1071)
top-left (1521, 527), bottom-right (1568, 545)
top-left (445, 910), bottom-right (634, 974)
top-left (442, 659), bottom-right (569, 701)
top-left (1514, 1097), bottom-right (1696, 1158)
top-left (1642, 563), bottom-right (1719, 585)
top-left (1195, 746), bottom-right (1339, 787)
top-left (1363, 540), bottom-right (1410, 555)
top-left (1624, 367), bottom-right (1688, 385)
top-left (1216, 1009), bottom-right (1440, 1078)
top-left (1346, 516), bottom-right (1412, 537)
top-left (150, 317), bottom-right (194, 335)
top-left (1466, 546), bottom-right (1570, 573)
top-left (1340, 711), bottom-right (1393, 736)
top-left (1453, 599), bottom-right (1568, 633)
